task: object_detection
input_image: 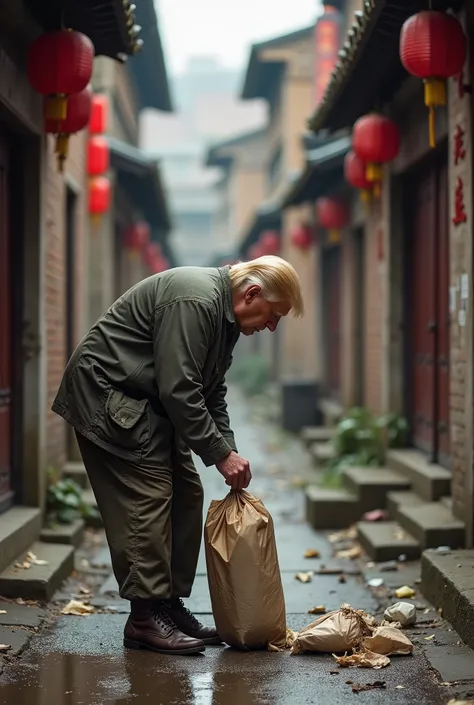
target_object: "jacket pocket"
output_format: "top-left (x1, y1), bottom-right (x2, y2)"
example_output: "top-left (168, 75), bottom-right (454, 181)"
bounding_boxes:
top-left (103, 389), bottom-right (150, 451)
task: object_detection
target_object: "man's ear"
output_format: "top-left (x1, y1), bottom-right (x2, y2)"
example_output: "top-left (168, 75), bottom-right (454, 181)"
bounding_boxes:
top-left (244, 285), bottom-right (261, 303)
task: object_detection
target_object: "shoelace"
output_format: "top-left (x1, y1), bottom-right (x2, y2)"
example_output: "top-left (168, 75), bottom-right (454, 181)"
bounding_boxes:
top-left (173, 599), bottom-right (201, 628)
top-left (153, 607), bottom-right (176, 632)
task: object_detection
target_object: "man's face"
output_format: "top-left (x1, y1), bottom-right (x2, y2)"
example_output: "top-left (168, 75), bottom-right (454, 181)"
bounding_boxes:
top-left (234, 285), bottom-right (291, 336)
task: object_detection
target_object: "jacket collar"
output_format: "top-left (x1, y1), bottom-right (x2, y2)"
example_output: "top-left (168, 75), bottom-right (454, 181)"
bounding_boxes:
top-left (218, 266), bottom-right (236, 324)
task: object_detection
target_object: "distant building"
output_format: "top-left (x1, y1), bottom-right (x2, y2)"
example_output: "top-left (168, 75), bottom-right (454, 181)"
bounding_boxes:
top-left (140, 56), bottom-right (266, 265)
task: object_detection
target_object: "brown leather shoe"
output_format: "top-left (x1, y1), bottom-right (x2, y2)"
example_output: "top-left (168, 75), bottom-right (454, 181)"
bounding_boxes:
top-left (124, 599), bottom-right (205, 655)
top-left (162, 598), bottom-right (222, 646)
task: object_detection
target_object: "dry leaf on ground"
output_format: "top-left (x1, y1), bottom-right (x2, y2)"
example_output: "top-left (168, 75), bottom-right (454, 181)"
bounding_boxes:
top-left (0, 610), bottom-right (6, 615)
top-left (424, 635), bottom-right (435, 641)
top-left (308, 606), bottom-right (327, 615)
top-left (61, 600), bottom-right (95, 616)
top-left (14, 551), bottom-right (49, 570)
top-left (335, 545), bottom-right (362, 560)
top-left (295, 572), bottom-right (313, 583)
top-left (304, 549), bottom-right (321, 559)
top-left (0, 644), bottom-right (11, 652)
top-left (394, 586), bottom-right (416, 599)
top-left (335, 650), bottom-right (390, 669)
top-left (328, 526), bottom-right (358, 543)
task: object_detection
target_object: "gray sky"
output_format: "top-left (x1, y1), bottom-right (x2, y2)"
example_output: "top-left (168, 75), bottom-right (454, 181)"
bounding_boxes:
top-left (156, 0), bottom-right (320, 75)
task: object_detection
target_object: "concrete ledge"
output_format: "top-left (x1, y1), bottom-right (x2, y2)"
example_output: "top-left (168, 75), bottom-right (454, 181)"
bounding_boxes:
top-left (343, 467), bottom-right (410, 512)
top-left (318, 398), bottom-right (343, 427)
top-left (421, 549), bottom-right (474, 649)
top-left (40, 518), bottom-right (85, 548)
top-left (357, 521), bottom-right (420, 562)
top-left (309, 442), bottom-right (335, 466)
top-left (386, 490), bottom-right (424, 522)
top-left (397, 502), bottom-right (465, 550)
top-left (0, 507), bottom-right (42, 575)
top-left (0, 541), bottom-right (75, 601)
top-left (306, 486), bottom-right (360, 529)
top-left (300, 426), bottom-right (335, 447)
top-left (386, 449), bottom-right (451, 501)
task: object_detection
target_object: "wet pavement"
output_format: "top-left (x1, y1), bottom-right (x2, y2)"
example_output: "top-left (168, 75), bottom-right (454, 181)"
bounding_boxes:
top-left (0, 389), bottom-right (473, 703)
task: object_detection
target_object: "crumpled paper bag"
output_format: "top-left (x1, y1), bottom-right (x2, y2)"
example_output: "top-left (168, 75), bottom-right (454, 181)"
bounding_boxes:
top-left (291, 604), bottom-right (377, 654)
top-left (362, 626), bottom-right (413, 655)
top-left (205, 490), bottom-right (287, 651)
top-left (334, 649), bottom-right (390, 669)
top-left (383, 601), bottom-right (417, 627)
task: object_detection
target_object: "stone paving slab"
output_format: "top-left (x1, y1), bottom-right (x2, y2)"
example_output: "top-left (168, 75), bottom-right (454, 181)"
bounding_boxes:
top-left (0, 626), bottom-right (34, 656)
top-left (0, 601), bottom-right (44, 628)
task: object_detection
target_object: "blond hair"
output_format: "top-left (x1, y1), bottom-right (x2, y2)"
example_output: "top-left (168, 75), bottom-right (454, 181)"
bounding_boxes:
top-left (229, 255), bottom-right (304, 317)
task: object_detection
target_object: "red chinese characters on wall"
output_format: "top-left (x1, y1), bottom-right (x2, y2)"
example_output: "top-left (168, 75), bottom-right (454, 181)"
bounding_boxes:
top-left (453, 177), bottom-right (467, 226)
top-left (454, 125), bottom-right (466, 165)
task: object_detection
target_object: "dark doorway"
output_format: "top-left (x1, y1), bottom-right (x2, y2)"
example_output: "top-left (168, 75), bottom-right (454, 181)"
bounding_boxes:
top-left (405, 153), bottom-right (450, 467)
top-left (65, 188), bottom-right (77, 460)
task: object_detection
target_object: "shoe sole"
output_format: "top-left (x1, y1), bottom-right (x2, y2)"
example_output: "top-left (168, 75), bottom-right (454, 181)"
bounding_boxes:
top-left (124, 638), bottom-right (205, 655)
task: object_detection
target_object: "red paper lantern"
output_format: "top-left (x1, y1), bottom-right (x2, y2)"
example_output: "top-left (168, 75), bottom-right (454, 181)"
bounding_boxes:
top-left (400, 11), bottom-right (467, 148)
top-left (44, 86), bottom-right (92, 172)
top-left (259, 230), bottom-right (280, 256)
top-left (353, 114), bottom-right (400, 195)
top-left (90, 94), bottom-right (109, 134)
top-left (315, 197), bottom-right (348, 230)
top-left (27, 30), bottom-right (94, 120)
top-left (290, 224), bottom-right (313, 250)
top-left (151, 255), bottom-right (169, 274)
top-left (89, 177), bottom-right (111, 216)
top-left (143, 242), bottom-right (162, 269)
top-left (124, 221), bottom-right (150, 253)
top-left (88, 136), bottom-right (110, 176)
top-left (344, 151), bottom-right (371, 190)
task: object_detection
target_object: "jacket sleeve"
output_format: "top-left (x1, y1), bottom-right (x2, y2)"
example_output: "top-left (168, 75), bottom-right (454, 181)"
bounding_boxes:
top-left (153, 298), bottom-right (232, 467)
top-left (206, 358), bottom-right (237, 453)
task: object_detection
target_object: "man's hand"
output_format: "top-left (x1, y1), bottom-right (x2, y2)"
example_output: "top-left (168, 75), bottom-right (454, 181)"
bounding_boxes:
top-left (216, 451), bottom-right (252, 491)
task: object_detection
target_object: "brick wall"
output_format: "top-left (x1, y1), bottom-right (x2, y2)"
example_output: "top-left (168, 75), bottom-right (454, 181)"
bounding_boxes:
top-left (340, 229), bottom-right (356, 407)
top-left (44, 131), bottom-right (88, 470)
top-left (363, 210), bottom-right (384, 414)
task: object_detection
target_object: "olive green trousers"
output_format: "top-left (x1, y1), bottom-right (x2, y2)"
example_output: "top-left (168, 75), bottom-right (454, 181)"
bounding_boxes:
top-left (75, 432), bottom-right (204, 601)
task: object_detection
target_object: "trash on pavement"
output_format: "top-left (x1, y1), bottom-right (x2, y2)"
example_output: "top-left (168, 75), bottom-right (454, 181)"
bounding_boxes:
top-left (368, 578), bottom-right (384, 588)
top-left (394, 585), bottom-right (416, 599)
top-left (61, 600), bottom-right (95, 615)
top-left (14, 551), bottom-right (49, 570)
top-left (384, 601), bottom-right (417, 627)
top-left (338, 574), bottom-right (347, 583)
top-left (205, 490), bottom-right (287, 651)
top-left (295, 571), bottom-right (313, 583)
top-left (0, 644), bottom-right (11, 652)
top-left (308, 605), bottom-right (326, 615)
top-left (379, 561), bottom-right (398, 572)
top-left (304, 549), bottom-right (321, 559)
top-left (291, 604), bottom-right (376, 655)
top-left (424, 635), bottom-right (435, 641)
top-left (328, 526), bottom-right (358, 543)
top-left (335, 545), bottom-right (362, 560)
top-left (350, 680), bottom-right (386, 692)
top-left (335, 651), bottom-right (390, 669)
top-left (362, 509), bottom-right (388, 522)
top-left (362, 626), bottom-right (413, 655)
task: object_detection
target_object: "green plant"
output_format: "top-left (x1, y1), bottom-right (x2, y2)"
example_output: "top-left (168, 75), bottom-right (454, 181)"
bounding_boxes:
top-left (46, 468), bottom-right (99, 525)
top-left (228, 354), bottom-right (270, 397)
top-left (321, 408), bottom-right (409, 488)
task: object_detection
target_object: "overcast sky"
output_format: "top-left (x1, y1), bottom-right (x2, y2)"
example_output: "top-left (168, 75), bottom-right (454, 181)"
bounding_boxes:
top-left (156, 0), bottom-right (320, 75)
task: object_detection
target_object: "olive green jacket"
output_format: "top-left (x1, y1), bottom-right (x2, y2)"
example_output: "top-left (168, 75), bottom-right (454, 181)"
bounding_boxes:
top-left (52, 266), bottom-right (240, 467)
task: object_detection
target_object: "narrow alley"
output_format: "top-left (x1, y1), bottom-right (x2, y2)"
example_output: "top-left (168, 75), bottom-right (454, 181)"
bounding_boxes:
top-left (0, 389), bottom-right (473, 704)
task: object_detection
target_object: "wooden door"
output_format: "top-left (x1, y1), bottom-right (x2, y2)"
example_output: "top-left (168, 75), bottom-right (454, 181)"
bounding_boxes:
top-left (0, 136), bottom-right (12, 501)
top-left (436, 161), bottom-right (450, 463)
top-left (323, 246), bottom-right (341, 399)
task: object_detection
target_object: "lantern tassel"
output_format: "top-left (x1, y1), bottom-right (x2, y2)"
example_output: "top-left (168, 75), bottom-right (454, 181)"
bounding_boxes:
top-left (328, 229), bottom-right (340, 244)
top-left (55, 134), bottom-right (70, 173)
top-left (45, 94), bottom-right (68, 120)
top-left (428, 106), bottom-right (436, 149)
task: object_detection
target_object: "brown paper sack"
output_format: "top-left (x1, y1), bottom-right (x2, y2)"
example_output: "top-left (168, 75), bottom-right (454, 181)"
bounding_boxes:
top-left (292, 604), bottom-right (376, 654)
top-left (362, 626), bottom-right (413, 655)
top-left (205, 490), bottom-right (287, 651)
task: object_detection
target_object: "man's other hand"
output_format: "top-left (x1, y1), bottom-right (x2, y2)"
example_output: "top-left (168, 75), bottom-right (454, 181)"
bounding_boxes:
top-left (216, 451), bottom-right (252, 491)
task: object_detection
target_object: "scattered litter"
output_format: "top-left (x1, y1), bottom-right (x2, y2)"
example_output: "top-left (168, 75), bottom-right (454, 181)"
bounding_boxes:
top-left (308, 606), bottom-right (326, 615)
top-left (0, 644), bottom-right (11, 652)
top-left (291, 604), bottom-right (377, 655)
top-left (363, 509), bottom-right (388, 522)
top-left (384, 602), bottom-right (417, 627)
top-left (424, 635), bottom-right (435, 641)
top-left (368, 578), bottom-right (384, 588)
top-left (319, 566), bottom-right (348, 575)
top-left (335, 545), bottom-right (362, 560)
top-left (304, 549), bottom-right (321, 559)
top-left (378, 561), bottom-right (398, 572)
top-left (0, 610), bottom-right (6, 615)
top-left (338, 575), bottom-right (347, 584)
top-left (78, 586), bottom-right (92, 595)
top-left (350, 680), bottom-right (386, 693)
top-left (61, 600), bottom-right (95, 616)
top-left (366, 561), bottom-right (375, 569)
top-left (394, 528), bottom-right (407, 541)
top-left (328, 527), bottom-right (358, 543)
top-left (335, 651), bottom-right (390, 669)
top-left (295, 572), bottom-right (313, 583)
top-left (14, 551), bottom-right (49, 570)
top-left (362, 626), bottom-right (413, 655)
top-left (329, 670), bottom-right (340, 675)
top-left (395, 685), bottom-right (406, 690)
top-left (398, 554), bottom-right (407, 563)
top-left (394, 585), bottom-right (416, 599)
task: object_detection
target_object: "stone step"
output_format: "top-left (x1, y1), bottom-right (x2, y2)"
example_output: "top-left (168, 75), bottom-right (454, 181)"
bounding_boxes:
top-left (0, 507), bottom-right (42, 574)
top-left (40, 518), bottom-right (85, 549)
top-left (318, 399), bottom-right (343, 426)
top-left (387, 490), bottom-right (424, 522)
top-left (386, 449), bottom-right (451, 501)
top-left (62, 461), bottom-right (90, 490)
top-left (83, 490), bottom-right (103, 528)
top-left (397, 502), bottom-right (465, 550)
top-left (309, 441), bottom-right (335, 466)
top-left (421, 549), bottom-right (474, 650)
top-left (300, 426), bottom-right (335, 447)
top-left (357, 520), bottom-right (421, 562)
top-left (305, 486), bottom-right (360, 529)
top-left (343, 466), bottom-right (411, 512)
top-left (0, 541), bottom-right (75, 601)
